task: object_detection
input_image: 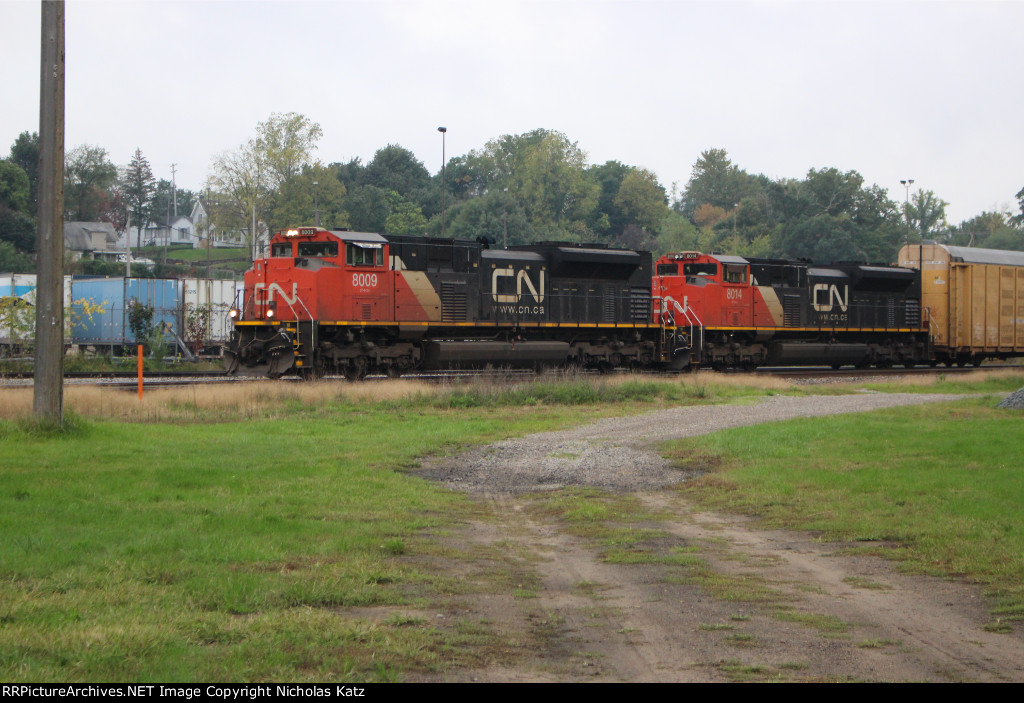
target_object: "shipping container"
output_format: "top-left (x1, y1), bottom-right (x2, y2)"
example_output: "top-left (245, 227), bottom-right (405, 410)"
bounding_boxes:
top-left (1, 274), bottom-right (73, 351)
top-left (70, 278), bottom-right (181, 349)
top-left (182, 277), bottom-right (237, 349)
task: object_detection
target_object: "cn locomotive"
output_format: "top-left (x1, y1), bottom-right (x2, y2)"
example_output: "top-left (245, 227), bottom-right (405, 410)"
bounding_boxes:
top-left (228, 226), bottom-right (1024, 378)
top-left (224, 227), bottom-right (664, 378)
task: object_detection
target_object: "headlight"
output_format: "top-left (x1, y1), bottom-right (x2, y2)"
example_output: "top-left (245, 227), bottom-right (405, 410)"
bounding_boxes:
top-left (228, 308), bottom-right (240, 319)
top-left (265, 307), bottom-right (275, 320)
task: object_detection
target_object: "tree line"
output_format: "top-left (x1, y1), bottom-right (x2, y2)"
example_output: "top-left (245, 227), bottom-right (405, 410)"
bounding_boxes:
top-left (2, 114), bottom-right (1023, 274)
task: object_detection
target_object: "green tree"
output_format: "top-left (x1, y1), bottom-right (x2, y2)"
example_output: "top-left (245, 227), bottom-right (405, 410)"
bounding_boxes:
top-left (680, 148), bottom-right (759, 218)
top-left (363, 145), bottom-right (431, 198)
top-left (769, 169), bottom-right (903, 262)
top-left (0, 160), bottom-right (36, 256)
top-left (64, 144), bottom-right (117, 221)
top-left (8, 131), bottom-right (39, 213)
top-left (256, 112), bottom-right (323, 186)
top-left (207, 113), bottom-right (323, 255)
top-left (0, 160), bottom-right (31, 213)
top-left (0, 240), bottom-right (33, 272)
top-left (907, 189), bottom-right (948, 241)
top-left (121, 148), bottom-right (156, 248)
top-left (614, 168), bottom-right (669, 234)
top-left (445, 190), bottom-right (531, 245)
top-left (149, 179), bottom-right (196, 224)
top-left (1012, 186), bottom-right (1024, 227)
top-left (268, 164), bottom-right (348, 233)
top-left (948, 211), bottom-right (1023, 250)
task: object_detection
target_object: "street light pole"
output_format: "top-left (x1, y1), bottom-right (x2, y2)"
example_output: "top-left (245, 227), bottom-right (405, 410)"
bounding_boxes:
top-left (438, 127), bottom-right (447, 237)
top-left (313, 181), bottom-right (319, 227)
top-left (900, 178), bottom-right (915, 243)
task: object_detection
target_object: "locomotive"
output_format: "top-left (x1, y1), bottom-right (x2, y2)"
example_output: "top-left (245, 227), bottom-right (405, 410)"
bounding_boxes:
top-left (222, 226), bottom-right (961, 377)
top-left (224, 227), bottom-right (664, 378)
top-left (653, 252), bottom-right (929, 370)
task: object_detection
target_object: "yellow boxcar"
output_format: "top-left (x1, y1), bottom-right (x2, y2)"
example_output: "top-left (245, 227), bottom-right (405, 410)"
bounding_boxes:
top-left (898, 243), bottom-right (1024, 366)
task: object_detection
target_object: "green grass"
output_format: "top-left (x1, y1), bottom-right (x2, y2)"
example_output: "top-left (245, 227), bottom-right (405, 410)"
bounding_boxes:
top-left (666, 395), bottom-right (1024, 616)
top-left (0, 401), bottom-right (619, 682)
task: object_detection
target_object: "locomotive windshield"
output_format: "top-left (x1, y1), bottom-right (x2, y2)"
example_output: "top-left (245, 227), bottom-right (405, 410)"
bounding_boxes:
top-left (683, 262), bottom-right (717, 277)
top-left (271, 243), bottom-right (293, 257)
top-left (298, 241), bottom-right (339, 258)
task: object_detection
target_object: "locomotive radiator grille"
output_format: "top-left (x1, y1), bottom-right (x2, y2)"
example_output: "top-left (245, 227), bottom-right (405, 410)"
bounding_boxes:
top-left (905, 299), bottom-right (920, 327)
top-left (603, 288), bottom-right (617, 323)
top-left (441, 282), bottom-right (468, 322)
top-left (631, 287), bottom-right (651, 322)
top-left (783, 295), bottom-right (801, 327)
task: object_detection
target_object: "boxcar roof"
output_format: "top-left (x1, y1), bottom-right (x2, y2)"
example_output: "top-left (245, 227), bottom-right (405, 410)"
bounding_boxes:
top-left (943, 245), bottom-right (1024, 267)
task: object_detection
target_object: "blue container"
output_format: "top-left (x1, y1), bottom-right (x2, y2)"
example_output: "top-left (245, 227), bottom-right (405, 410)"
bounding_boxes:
top-left (71, 278), bottom-right (181, 346)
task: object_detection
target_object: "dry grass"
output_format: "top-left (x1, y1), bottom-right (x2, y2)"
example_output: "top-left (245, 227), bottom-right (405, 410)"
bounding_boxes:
top-left (0, 379), bottom-right (440, 423)
top-left (0, 371), bottom-right (800, 424)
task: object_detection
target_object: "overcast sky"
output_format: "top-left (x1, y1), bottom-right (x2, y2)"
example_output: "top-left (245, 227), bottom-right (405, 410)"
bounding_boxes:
top-left (2, 0), bottom-right (1021, 224)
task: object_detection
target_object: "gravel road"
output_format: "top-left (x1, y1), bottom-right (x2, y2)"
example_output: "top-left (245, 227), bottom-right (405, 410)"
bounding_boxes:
top-left (416, 392), bottom-right (972, 494)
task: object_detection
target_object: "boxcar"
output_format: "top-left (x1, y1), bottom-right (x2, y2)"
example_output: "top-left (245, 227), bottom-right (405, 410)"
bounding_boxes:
top-left (898, 243), bottom-right (1024, 366)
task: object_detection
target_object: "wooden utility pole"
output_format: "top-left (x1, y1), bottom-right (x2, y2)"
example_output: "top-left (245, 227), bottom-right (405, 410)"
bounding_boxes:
top-left (34, 0), bottom-right (65, 424)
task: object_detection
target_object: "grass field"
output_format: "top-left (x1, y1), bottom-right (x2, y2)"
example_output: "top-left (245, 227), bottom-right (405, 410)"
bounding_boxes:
top-left (0, 370), bottom-right (1022, 680)
top-left (664, 392), bottom-right (1024, 629)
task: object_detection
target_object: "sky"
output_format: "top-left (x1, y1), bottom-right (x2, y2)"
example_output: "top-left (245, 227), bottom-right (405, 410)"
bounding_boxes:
top-left (1, 0), bottom-right (1022, 225)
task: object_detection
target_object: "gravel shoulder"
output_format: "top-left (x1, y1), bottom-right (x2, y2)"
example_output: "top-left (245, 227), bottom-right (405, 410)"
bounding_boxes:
top-left (412, 392), bottom-right (1024, 682)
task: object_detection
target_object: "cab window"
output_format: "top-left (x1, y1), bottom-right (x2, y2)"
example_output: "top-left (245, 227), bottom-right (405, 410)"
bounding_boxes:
top-left (347, 243), bottom-right (383, 266)
top-left (683, 262), bottom-right (717, 277)
top-left (271, 243), bottom-right (293, 257)
top-left (297, 241), bottom-right (339, 258)
top-left (657, 263), bottom-right (679, 276)
top-left (724, 264), bottom-right (747, 283)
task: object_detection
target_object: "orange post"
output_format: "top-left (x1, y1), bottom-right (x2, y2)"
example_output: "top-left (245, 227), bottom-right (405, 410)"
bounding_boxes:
top-left (138, 344), bottom-right (144, 399)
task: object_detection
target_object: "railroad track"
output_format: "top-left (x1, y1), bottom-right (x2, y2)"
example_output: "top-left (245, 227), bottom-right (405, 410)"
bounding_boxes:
top-left (3, 364), bottom-right (1018, 390)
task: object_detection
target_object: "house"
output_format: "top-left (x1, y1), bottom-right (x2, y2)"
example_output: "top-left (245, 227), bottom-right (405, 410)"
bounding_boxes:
top-left (63, 221), bottom-right (119, 260)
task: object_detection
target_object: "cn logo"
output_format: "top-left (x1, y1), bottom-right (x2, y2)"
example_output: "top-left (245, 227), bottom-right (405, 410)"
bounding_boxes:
top-left (491, 267), bottom-right (545, 304)
top-left (812, 283), bottom-right (849, 313)
top-left (254, 282), bottom-right (299, 306)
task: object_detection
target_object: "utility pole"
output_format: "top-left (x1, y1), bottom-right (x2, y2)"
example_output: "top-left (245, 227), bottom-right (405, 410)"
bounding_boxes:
top-left (34, 0), bottom-right (65, 424)
top-left (170, 163), bottom-right (178, 217)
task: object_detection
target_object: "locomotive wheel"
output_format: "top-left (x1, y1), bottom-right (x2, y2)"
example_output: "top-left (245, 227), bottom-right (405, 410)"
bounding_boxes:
top-left (944, 360), bottom-right (954, 368)
top-left (903, 359), bottom-right (915, 369)
top-left (386, 366), bottom-right (403, 379)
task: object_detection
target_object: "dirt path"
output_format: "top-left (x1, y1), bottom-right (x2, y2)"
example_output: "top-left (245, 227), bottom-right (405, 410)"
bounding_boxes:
top-left (413, 394), bottom-right (1024, 682)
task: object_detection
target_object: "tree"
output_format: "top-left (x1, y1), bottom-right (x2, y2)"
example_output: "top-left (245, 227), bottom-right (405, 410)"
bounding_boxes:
top-left (680, 148), bottom-right (758, 218)
top-left (0, 160), bottom-right (31, 213)
top-left (268, 164), bottom-right (348, 233)
top-left (64, 144), bottom-right (117, 221)
top-left (149, 179), bottom-right (196, 224)
top-left (206, 113), bottom-right (322, 256)
top-left (445, 190), bottom-right (531, 245)
top-left (907, 189), bottom-right (948, 240)
top-left (256, 112), bottom-right (323, 187)
top-left (121, 148), bottom-right (156, 247)
top-left (363, 144), bottom-right (431, 197)
top-left (613, 168), bottom-right (668, 234)
top-left (949, 211), bottom-right (1023, 250)
top-left (1013, 186), bottom-right (1024, 227)
top-left (8, 131), bottom-right (39, 214)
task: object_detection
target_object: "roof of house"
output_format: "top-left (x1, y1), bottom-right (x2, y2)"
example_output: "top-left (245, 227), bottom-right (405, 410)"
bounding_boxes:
top-left (63, 221), bottom-right (118, 251)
